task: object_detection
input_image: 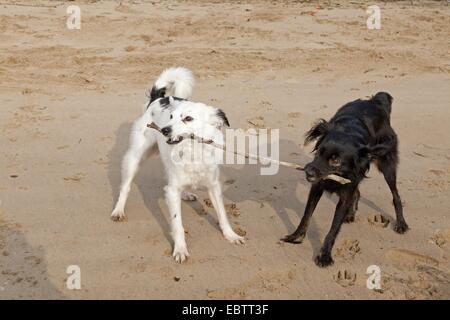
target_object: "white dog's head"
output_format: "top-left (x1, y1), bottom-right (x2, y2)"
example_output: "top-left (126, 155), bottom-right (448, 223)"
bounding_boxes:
top-left (160, 101), bottom-right (230, 145)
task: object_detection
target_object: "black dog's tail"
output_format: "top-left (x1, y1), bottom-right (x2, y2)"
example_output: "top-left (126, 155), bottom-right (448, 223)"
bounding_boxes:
top-left (372, 92), bottom-right (393, 115)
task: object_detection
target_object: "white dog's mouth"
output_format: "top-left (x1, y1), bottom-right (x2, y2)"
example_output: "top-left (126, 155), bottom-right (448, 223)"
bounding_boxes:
top-left (166, 136), bottom-right (184, 145)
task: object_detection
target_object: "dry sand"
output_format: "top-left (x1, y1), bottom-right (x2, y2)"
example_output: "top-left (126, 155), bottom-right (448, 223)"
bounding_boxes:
top-left (0, 0), bottom-right (449, 299)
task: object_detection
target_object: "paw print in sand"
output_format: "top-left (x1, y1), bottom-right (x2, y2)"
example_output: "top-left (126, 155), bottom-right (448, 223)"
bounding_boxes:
top-left (333, 269), bottom-right (357, 287)
top-left (368, 213), bottom-right (390, 228)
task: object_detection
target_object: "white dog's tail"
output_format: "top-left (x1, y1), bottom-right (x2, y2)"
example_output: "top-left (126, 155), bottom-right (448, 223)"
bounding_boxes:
top-left (149, 67), bottom-right (195, 103)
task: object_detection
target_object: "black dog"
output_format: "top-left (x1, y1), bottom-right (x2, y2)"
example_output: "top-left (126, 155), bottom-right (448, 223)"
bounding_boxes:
top-left (283, 92), bottom-right (408, 267)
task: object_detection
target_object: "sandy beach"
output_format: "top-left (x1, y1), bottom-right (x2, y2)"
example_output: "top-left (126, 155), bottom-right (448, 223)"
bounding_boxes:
top-left (0, 0), bottom-right (449, 299)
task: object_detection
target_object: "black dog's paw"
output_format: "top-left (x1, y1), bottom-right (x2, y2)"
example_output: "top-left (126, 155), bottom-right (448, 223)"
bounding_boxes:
top-left (315, 254), bottom-right (334, 268)
top-left (343, 214), bottom-right (355, 224)
top-left (281, 233), bottom-right (305, 244)
top-left (394, 221), bottom-right (409, 234)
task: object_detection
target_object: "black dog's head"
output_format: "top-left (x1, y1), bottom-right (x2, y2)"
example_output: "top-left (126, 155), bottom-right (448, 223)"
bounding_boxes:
top-left (303, 119), bottom-right (390, 184)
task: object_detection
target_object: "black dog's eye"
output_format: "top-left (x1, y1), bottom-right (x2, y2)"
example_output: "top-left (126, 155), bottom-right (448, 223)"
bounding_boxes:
top-left (329, 154), bottom-right (341, 167)
top-left (184, 116), bottom-right (193, 122)
top-left (170, 114), bottom-right (173, 119)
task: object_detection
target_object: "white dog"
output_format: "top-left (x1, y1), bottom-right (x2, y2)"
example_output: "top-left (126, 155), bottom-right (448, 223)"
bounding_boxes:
top-left (111, 67), bottom-right (245, 263)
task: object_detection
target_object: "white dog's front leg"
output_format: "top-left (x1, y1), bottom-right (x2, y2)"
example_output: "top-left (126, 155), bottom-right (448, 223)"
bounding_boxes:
top-left (165, 185), bottom-right (189, 263)
top-left (208, 183), bottom-right (245, 244)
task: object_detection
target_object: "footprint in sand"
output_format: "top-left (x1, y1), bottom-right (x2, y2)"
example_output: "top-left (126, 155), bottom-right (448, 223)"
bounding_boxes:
top-left (335, 239), bottom-right (361, 260)
top-left (203, 199), bottom-right (213, 208)
top-left (430, 229), bottom-right (450, 249)
top-left (333, 269), bottom-right (356, 287)
top-left (204, 199), bottom-right (241, 217)
top-left (368, 213), bottom-right (390, 228)
top-left (225, 203), bottom-right (240, 217)
top-left (235, 227), bottom-right (247, 237)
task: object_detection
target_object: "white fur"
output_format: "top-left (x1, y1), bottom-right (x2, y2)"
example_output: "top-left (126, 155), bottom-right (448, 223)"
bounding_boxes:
top-left (154, 67), bottom-right (195, 99)
top-left (111, 67), bottom-right (244, 263)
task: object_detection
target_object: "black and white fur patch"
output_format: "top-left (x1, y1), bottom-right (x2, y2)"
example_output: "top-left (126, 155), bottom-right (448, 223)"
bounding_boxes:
top-left (216, 109), bottom-right (230, 127)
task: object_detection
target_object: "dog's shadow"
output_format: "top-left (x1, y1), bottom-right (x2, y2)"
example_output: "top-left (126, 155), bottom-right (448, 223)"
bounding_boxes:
top-left (219, 138), bottom-right (326, 255)
top-left (107, 122), bottom-right (172, 244)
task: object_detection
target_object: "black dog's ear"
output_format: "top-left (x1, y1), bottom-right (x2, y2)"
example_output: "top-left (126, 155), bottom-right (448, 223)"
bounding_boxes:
top-left (369, 144), bottom-right (391, 158)
top-left (358, 146), bottom-right (371, 158)
top-left (356, 146), bottom-right (372, 177)
top-left (304, 119), bottom-right (330, 146)
top-left (216, 109), bottom-right (230, 127)
top-left (359, 143), bottom-right (391, 159)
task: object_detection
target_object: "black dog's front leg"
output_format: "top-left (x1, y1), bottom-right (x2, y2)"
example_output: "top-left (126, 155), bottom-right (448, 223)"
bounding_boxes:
top-left (315, 189), bottom-right (355, 267)
top-left (282, 183), bottom-right (324, 243)
top-left (343, 188), bottom-right (360, 223)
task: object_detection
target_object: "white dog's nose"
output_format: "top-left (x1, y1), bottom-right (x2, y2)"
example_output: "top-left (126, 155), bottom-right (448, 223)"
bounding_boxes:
top-left (161, 126), bottom-right (172, 136)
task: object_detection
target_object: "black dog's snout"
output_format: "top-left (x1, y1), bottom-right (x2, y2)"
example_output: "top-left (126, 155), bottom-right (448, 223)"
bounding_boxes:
top-left (161, 126), bottom-right (172, 137)
top-left (305, 164), bottom-right (320, 181)
top-left (305, 164), bottom-right (315, 175)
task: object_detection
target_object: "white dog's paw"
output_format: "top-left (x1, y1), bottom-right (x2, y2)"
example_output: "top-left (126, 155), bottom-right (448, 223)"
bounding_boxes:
top-left (173, 246), bottom-right (190, 263)
top-left (181, 191), bottom-right (197, 201)
top-left (224, 231), bottom-right (246, 245)
top-left (111, 209), bottom-right (127, 222)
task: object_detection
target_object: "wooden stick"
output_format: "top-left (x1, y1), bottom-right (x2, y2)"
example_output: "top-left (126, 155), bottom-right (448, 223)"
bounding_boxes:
top-left (147, 122), bottom-right (351, 184)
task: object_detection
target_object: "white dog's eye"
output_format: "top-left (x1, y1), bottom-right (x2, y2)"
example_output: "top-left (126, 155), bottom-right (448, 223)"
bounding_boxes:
top-left (184, 116), bottom-right (193, 122)
top-left (170, 114), bottom-right (173, 119)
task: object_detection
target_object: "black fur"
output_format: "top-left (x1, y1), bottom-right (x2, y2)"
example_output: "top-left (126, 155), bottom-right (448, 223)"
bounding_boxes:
top-left (216, 109), bottom-right (230, 127)
top-left (149, 86), bottom-right (166, 104)
top-left (158, 96), bottom-right (172, 109)
top-left (146, 89), bottom-right (187, 110)
top-left (159, 96), bottom-right (186, 108)
top-left (283, 92), bottom-right (408, 267)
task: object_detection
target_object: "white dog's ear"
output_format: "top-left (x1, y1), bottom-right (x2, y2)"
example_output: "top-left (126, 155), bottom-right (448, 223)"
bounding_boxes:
top-left (215, 109), bottom-right (230, 127)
